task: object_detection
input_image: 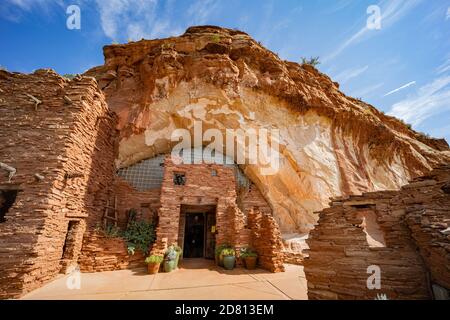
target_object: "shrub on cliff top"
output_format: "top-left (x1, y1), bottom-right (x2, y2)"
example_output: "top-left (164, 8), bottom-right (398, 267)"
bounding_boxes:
top-left (300, 56), bottom-right (321, 67)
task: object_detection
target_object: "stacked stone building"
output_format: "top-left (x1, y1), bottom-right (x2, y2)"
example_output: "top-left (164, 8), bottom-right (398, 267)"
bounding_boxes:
top-left (0, 70), bottom-right (284, 299)
top-left (304, 165), bottom-right (450, 300)
top-left (0, 27), bottom-right (449, 301)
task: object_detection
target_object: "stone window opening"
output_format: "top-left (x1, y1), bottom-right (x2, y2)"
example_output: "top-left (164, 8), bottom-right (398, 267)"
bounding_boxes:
top-left (357, 210), bottom-right (386, 248)
top-left (211, 169), bottom-right (218, 177)
top-left (0, 189), bottom-right (19, 223)
top-left (173, 172), bottom-right (186, 186)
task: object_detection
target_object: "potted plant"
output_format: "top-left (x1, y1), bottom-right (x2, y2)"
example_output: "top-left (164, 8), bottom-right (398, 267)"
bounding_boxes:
top-left (215, 244), bottom-right (231, 266)
top-left (221, 248), bottom-right (236, 270)
top-left (164, 247), bottom-right (178, 273)
top-left (173, 244), bottom-right (182, 269)
top-left (145, 255), bottom-right (163, 274)
top-left (240, 247), bottom-right (258, 270)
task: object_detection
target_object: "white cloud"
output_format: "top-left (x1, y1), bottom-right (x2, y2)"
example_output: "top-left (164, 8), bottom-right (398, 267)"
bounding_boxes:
top-left (437, 58), bottom-right (450, 75)
top-left (447, 7), bottom-right (450, 20)
top-left (95, 0), bottom-right (219, 41)
top-left (388, 76), bottom-right (450, 126)
top-left (384, 81), bottom-right (416, 97)
top-left (334, 65), bottom-right (369, 84)
top-left (323, 0), bottom-right (423, 63)
top-left (96, 0), bottom-right (158, 40)
top-left (1, 0), bottom-right (65, 21)
top-left (187, 0), bottom-right (220, 26)
top-left (351, 82), bottom-right (384, 98)
top-left (6, 0), bottom-right (61, 11)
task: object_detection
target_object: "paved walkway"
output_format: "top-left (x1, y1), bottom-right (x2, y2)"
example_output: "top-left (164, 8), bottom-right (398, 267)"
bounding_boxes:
top-left (22, 260), bottom-right (308, 300)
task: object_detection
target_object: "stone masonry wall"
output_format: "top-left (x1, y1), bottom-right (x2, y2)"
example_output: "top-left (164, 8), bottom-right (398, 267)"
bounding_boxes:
top-left (247, 208), bottom-right (285, 272)
top-left (0, 70), bottom-right (116, 298)
top-left (152, 156), bottom-right (238, 254)
top-left (78, 178), bottom-right (160, 272)
top-left (151, 156), bottom-right (284, 272)
top-left (304, 164), bottom-right (450, 300)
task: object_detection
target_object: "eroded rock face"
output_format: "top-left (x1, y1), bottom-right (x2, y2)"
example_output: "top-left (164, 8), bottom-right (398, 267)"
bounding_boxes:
top-left (85, 26), bottom-right (450, 234)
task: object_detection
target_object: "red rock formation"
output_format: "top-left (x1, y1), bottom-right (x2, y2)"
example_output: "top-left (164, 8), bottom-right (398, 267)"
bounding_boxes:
top-left (85, 26), bottom-right (450, 235)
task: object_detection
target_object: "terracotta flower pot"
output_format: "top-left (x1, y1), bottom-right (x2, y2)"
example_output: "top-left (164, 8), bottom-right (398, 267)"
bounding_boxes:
top-left (147, 262), bottom-right (160, 274)
top-left (244, 256), bottom-right (257, 270)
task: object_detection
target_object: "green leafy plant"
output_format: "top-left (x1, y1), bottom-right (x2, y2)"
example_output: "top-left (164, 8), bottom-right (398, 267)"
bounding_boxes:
top-left (172, 244), bottom-right (182, 254)
top-left (122, 220), bottom-right (155, 255)
top-left (103, 223), bottom-right (121, 238)
top-left (215, 243), bottom-right (232, 257)
top-left (240, 247), bottom-right (257, 258)
top-left (165, 247), bottom-right (178, 261)
top-left (145, 255), bottom-right (164, 264)
top-left (300, 56), bottom-right (321, 67)
top-left (221, 248), bottom-right (236, 257)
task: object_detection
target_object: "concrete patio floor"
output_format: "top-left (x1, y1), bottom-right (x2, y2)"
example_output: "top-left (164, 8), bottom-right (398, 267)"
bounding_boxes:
top-left (21, 259), bottom-right (308, 300)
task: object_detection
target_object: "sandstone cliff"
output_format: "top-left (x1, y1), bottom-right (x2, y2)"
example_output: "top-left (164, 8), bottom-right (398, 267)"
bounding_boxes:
top-left (85, 25), bottom-right (450, 234)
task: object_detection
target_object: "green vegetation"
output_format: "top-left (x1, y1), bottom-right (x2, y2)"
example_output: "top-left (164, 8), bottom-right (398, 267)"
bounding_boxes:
top-left (165, 246), bottom-right (178, 261)
top-left (145, 255), bottom-right (164, 264)
top-left (63, 74), bottom-right (76, 80)
top-left (102, 224), bottom-right (121, 238)
top-left (122, 220), bottom-right (155, 255)
top-left (221, 248), bottom-right (236, 257)
top-left (300, 56), bottom-right (321, 67)
top-left (215, 243), bottom-right (232, 257)
top-left (240, 247), bottom-right (257, 258)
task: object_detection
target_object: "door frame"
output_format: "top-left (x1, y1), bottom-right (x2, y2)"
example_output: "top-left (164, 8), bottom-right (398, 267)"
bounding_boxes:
top-left (179, 204), bottom-right (217, 259)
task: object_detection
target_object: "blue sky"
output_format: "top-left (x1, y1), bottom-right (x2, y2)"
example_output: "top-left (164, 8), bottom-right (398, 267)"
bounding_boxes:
top-left (1, 0), bottom-right (449, 142)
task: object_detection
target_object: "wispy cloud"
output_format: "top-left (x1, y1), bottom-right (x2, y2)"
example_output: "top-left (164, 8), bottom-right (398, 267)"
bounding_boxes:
top-left (388, 76), bottom-right (450, 126)
top-left (437, 57), bottom-right (450, 75)
top-left (351, 82), bottom-right (384, 98)
top-left (384, 81), bottom-right (416, 97)
top-left (5, 0), bottom-right (62, 11)
top-left (447, 7), bottom-right (450, 20)
top-left (323, 0), bottom-right (354, 14)
top-left (96, 0), bottom-right (219, 41)
top-left (1, 0), bottom-right (64, 22)
top-left (334, 65), bottom-right (369, 85)
top-left (187, 0), bottom-right (220, 26)
top-left (323, 0), bottom-right (423, 63)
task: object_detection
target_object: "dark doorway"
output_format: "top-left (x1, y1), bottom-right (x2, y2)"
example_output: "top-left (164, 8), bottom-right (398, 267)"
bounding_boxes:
top-left (181, 205), bottom-right (216, 259)
top-left (184, 213), bottom-right (205, 258)
top-left (0, 190), bottom-right (18, 223)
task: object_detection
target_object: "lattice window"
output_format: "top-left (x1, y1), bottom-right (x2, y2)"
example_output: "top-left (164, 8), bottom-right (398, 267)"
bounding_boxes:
top-left (117, 155), bottom-right (165, 191)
